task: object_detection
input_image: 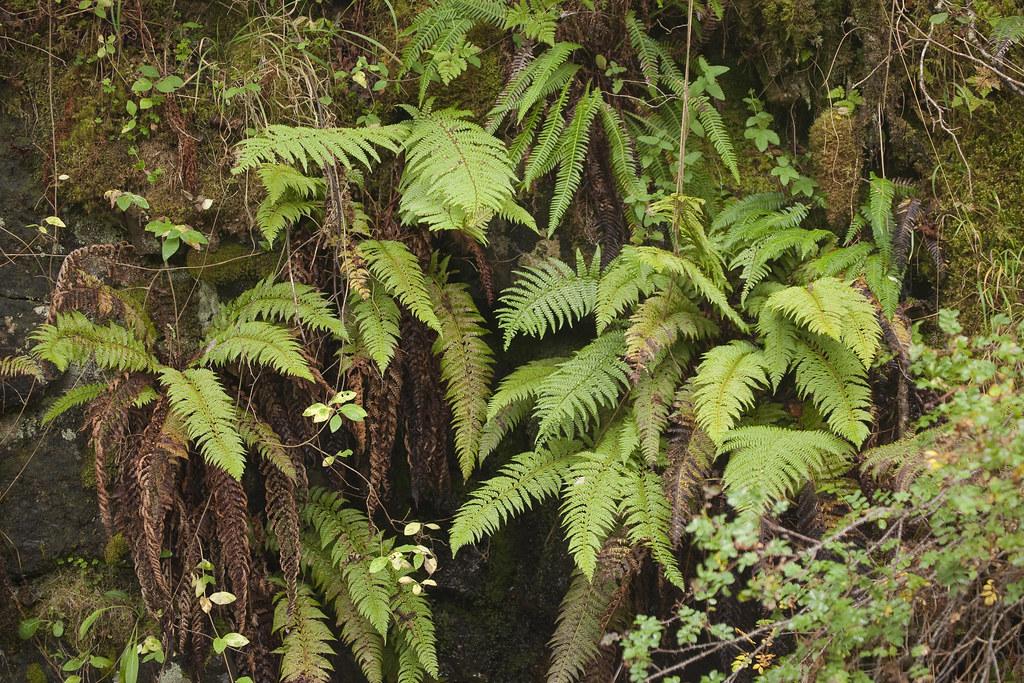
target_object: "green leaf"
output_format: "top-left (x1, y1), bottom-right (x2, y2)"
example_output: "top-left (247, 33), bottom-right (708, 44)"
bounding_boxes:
top-left (18, 618), bottom-right (42, 639)
top-left (155, 75), bottom-right (185, 93)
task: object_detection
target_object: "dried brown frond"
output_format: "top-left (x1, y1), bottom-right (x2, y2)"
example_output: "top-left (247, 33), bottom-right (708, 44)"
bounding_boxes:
top-left (363, 348), bottom-right (404, 517)
top-left (163, 95), bottom-right (198, 193)
top-left (206, 464), bottom-right (252, 631)
top-left (49, 243), bottom-right (134, 322)
top-left (662, 390), bottom-right (712, 547)
top-left (263, 457), bottom-right (301, 618)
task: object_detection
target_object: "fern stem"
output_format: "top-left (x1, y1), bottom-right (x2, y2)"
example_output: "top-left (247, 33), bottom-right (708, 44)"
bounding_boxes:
top-left (671, 0), bottom-right (696, 254)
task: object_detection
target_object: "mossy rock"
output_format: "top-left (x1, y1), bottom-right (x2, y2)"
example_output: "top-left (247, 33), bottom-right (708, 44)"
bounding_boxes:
top-left (808, 106), bottom-right (862, 229)
top-left (185, 240), bottom-right (280, 287)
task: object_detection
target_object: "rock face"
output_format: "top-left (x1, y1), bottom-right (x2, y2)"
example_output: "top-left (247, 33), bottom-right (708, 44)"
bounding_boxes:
top-left (0, 114), bottom-right (105, 580)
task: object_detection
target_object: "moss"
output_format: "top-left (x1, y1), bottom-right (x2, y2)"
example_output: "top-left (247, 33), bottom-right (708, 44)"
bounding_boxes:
top-left (939, 103), bottom-right (1024, 330)
top-left (79, 448), bottom-right (96, 489)
top-left (185, 240), bottom-right (280, 287)
top-left (808, 106), bottom-right (863, 229)
top-left (24, 663), bottom-right (47, 683)
top-left (30, 568), bottom-right (141, 655)
top-left (103, 533), bottom-right (130, 566)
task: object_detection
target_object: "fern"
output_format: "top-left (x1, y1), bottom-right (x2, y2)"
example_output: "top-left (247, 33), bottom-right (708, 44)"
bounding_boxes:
top-left (692, 95), bottom-right (739, 182)
top-left (632, 354), bottom-right (685, 464)
top-left (561, 419), bottom-right (635, 579)
top-left (450, 440), bottom-right (577, 554)
top-left (0, 354), bottom-right (44, 381)
top-left (867, 174), bottom-right (896, 265)
top-left (201, 321), bottom-right (314, 382)
top-left (274, 585), bottom-right (336, 683)
top-left (763, 278), bottom-right (880, 367)
top-left (624, 283), bottom-right (717, 371)
top-left (41, 382), bottom-right (108, 425)
top-left (238, 414), bottom-right (297, 481)
top-left (496, 251), bottom-right (598, 349)
top-left (625, 11), bottom-right (659, 88)
top-left (32, 312), bottom-right (159, 373)
top-left (758, 307), bottom-right (799, 389)
top-left (487, 41), bottom-right (580, 130)
top-left (159, 368), bottom-right (246, 479)
top-left (390, 589), bottom-right (440, 679)
top-left (358, 240), bottom-right (441, 332)
top-left (350, 283), bottom-right (402, 373)
top-left (254, 164), bottom-right (325, 244)
top-left (548, 88), bottom-right (601, 235)
top-left (692, 341), bottom-right (768, 443)
top-left (547, 561), bottom-right (624, 683)
top-left (429, 276), bottom-right (494, 477)
top-left (222, 276), bottom-right (347, 339)
top-left (533, 332), bottom-right (630, 445)
top-left (595, 252), bottom-right (657, 333)
top-left (400, 108), bottom-right (528, 238)
top-left (304, 489), bottom-right (394, 637)
top-left (622, 469), bottom-right (685, 588)
top-left (514, 43), bottom-right (581, 124)
top-left (522, 81), bottom-right (571, 187)
top-left (233, 123), bottom-right (408, 173)
top-left (792, 334), bottom-right (873, 446)
top-left (731, 227), bottom-right (834, 302)
top-left (718, 426), bottom-right (853, 510)
top-left (478, 356), bottom-right (564, 464)
top-left (600, 101), bottom-right (644, 205)
top-left (630, 246), bottom-right (746, 330)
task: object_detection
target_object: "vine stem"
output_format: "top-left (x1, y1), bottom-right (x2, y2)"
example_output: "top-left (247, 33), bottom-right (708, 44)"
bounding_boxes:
top-left (671, 0), bottom-right (696, 253)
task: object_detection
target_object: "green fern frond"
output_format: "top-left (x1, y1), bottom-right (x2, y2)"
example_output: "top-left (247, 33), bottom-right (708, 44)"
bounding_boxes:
top-left (390, 589), bottom-right (439, 678)
top-left (496, 252), bottom-right (598, 349)
top-left (718, 426), bottom-right (853, 510)
top-left (429, 277), bottom-right (494, 478)
top-left (358, 240), bottom-right (441, 332)
top-left (487, 41), bottom-right (580, 130)
top-left (233, 123), bottom-right (408, 173)
top-left (548, 88), bottom-right (601, 235)
top-left (274, 585), bottom-right (336, 683)
top-left (868, 174), bottom-right (896, 265)
top-left (508, 104), bottom-right (542, 167)
top-left (595, 251), bottom-right (658, 333)
top-left (239, 414), bottom-right (297, 481)
top-left (710, 192), bottom-right (786, 232)
top-left (600, 101), bottom-right (643, 205)
top-left (303, 543), bottom-right (385, 683)
top-left (450, 440), bottom-right (577, 554)
top-left (625, 11), bottom-right (660, 88)
top-left (159, 367), bottom-right (246, 479)
top-left (561, 419), bottom-right (635, 579)
top-left (692, 341), bottom-right (768, 443)
top-left (514, 44), bottom-right (581, 124)
top-left (864, 253), bottom-right (901, 318)
top-left (223, 276), bottom-right (347, 339)
top-left (629, 246), bottom-right (747, 330)
top-left (731, 227), bottom-right (834, 302)
top-left (350, 283), bottom-right (402, 373)
top-left (400, 108), bottom-right (525, 238)
top-left (763, 278), bottom-right (880, 366)
top-left (806, 242), bottom-right (873, 279)
top-left (622, 469), bottom-right (685, 588)
top-left (522, 81), bottom-right (571, 187)
top-left (547, 556), bottom-right (626, 683)
top-left (41, 382), bottom-right (108, 424)
top-left (692, 95), bottom-right (739, 182)
top-left (632, 354), bottom-right (685, 464)
top-left (32, 312), bottom-right (158, 373)
top-left (757, 307), bottom-right (798, 389)
top-left (624, 283), bottom-right (717, 371)
top-left (304, 489), bottom-right (393, 637)
top-left (792, 334), bottom-right (873, 446)
top-left (534, 332), bottom-right (630, 445)
top-left (256, 194), bottom-right (319, 245)
top-left (479, 356), bottom-right (564, 464)
top-left (201, 320), bottom-right (314, 381)
top-left (0, 354), bottom-right (44, 381)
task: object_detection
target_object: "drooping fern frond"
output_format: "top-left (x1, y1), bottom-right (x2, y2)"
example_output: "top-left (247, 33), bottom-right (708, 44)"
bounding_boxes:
top-left (201, 320), bottom-right (314, 382)
top-left (547, 544), bottom-right (633, 683)
top-left (625, 11), bottom-right (660, 88)
top-left (233, 123), bottom-right (408, 173)
top-left (710, 192), bottom-right (787, 232)
top-left (522, 81), bottom-right (571, 187)
top-left (730, 227), bottom-right (834, 302)
top-left (159, 367), bottom-right (246, 479)
top-left (0, 354), bottom-right (44, 381)
top-left (238, 413), bottom-right (297, 481)
top-left (561, 419), bottom-right (635, 579)
top-left (496, 251), bottom-right (599, 350)
top-left (486, 41), bottom-right (580, 131)
top-left (763, 278), bottom-right (881, 367)
top-left (450, 440), bottom-right (577, 554)
top-left (221, 276), bottom-right (347, 339)
top-left (274, 584), bottom-right (336, 683)
top-left (757, 307), bottom-right (799, 389)
top-left (692, 95), bottom-right (739, 182)
top-left (718, 426), bottom-right (853, 510)
top-left (548, 88), bottom-right (602, 235)
top-left (867, 173), bottom-right (896, 265)
top-left (254, 163), bottom-right (326, 244)
top-left (304, 489), bottom-right (394, 637)
top-left (429, 276), bottom-right (495, 478)
top-left (792, 334), bottom-right (873, 446)
top-left (622, 469), bottom-right (685, 588)
top-left (400, 107), bottom-right (528, 238)
top-left (629, 246), bottom-right (746, 330)
top-left (808, 242), bottom-right (874, 279)
top-left (513, 43), bottom-right (581, 124)
top-left (595, 251), bottom-right (658, 333)
top-left (600, 101), bottom-right (644, 206)
top-left (358, 240), bottom-right (441, 332)
top-left (631, 354), bottom-right (685, 464)
top-left (391, 589), bottom-right (440, 680)
top-left (478, 356), bottom-right (565, 464)
top-left (40, 382), bottom-right (108, 425)
top-left (350, 283), bottom-right (402, 373)
top-left (533, 332), bottom-right (630, 445)
top-left (692, 341), bottom-right (768, 443)
top-left (624, 283), bottom-right (717, 372)
top-left (32, 312), bottom-right (159, 373)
